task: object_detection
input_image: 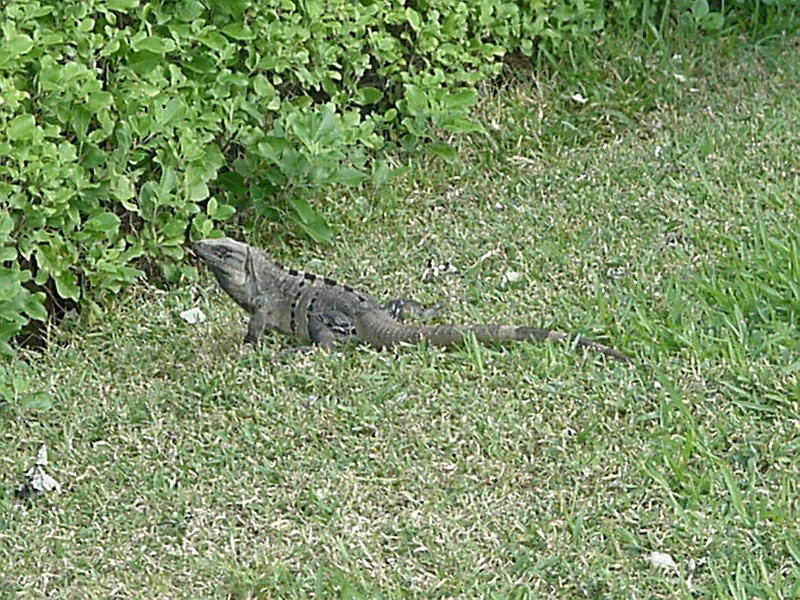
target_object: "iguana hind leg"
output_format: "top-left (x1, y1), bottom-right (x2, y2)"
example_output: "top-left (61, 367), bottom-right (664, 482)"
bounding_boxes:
top-left (383, 298), bottom-right (446, 322)
top-left (308, 310), bottom-right (358, 350)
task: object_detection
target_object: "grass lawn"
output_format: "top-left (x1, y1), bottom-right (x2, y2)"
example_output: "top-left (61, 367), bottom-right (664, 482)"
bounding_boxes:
top-left (2, 37), bottom-right (798, 598)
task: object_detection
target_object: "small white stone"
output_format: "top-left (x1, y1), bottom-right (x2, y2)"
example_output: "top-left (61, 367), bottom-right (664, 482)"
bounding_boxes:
top-left (27, 466), bottom-right (61, 493)
top-left (180, 308), bottom-right (206, 324)
top-left (35, 444), bottom-right (49, 466)
top-left (648, 551), bottom-right (677, 569)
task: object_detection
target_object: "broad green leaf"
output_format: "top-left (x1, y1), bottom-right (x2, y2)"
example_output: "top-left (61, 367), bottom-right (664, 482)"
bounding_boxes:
top-left (428, 141), bottom-right (458, 163)
top-left (442, 88), bottom-right (478, 111)
top-left (81, 145), bottom-right (107, 170)
top-left (128, 51), bottom-right (162, 75)
top-left (315, 105), bottom-right (337, 141)
top-left (214, 204), bottom-right (236, 220)
top-left (35, 247), bottom-right (58, 273)
top-left (133, 36), bottom-right (172, 54)
top-left (54, 271), bottom-right (80, 301)
top-left (218, 172), bottom-right (247, 196)
top-left (71, 107), bottom-right (92, 140)
top-left (328, 167), bottom-right (366, 186)
top-left (439, 116), bottom-right (483, 133)
top-left (58, 142), bottom-right (77, 162)
top-left (24, 292), bottom-right (48, 321)
top-left (176, 1), bottom-right (204, 21)
top-left (206, 197), bottom-right (219, 217)
top-left (0, 276), bottom-right (21, 302)
top-left (256, 205), bottom-right (280, 220)
top-left (77, 18), bottom-right (95, 33)
top-left (160, 98), bottom-right (187, 125)
top-left (356, 86), bottom-right (384, 106)
top-left (0, 215), bottom-right (14, 238)
top-left (288, 196), bottom-right (318, 224)
top-left (111, 174), bottom-right (135, 202)
top-left (273, 147), bottom-right (308, 179)
top-left (161, 168), bottom-right (179, 194)
top-left (8, 34), bottom-right (34, 56)
top-left (161, 262), bottom-right (181, 283)
top-left (222, 24), bottom-right (255, 40)
top-left (293, 217), bottom-right (333, 244)
top-left (253, 75), bottom-right (277, 98)
top-left (195, 215), bottom-right (215, 236)
top-left (7, 114), bottom-right (36, 141)
top-left (401, 116), bottom-right (427, 138)
top-left (701, 12), bottom-right (724, 30)
top-left (216, 0), bottom-right (247, 18)
top-left (403, 84), bottom-right (428, 115)
top-left (87, 91), bottom-right (114, 112)
top-left (0, 310), bottom-right (24, 332)
top-left (406, 8), bottom-right (422, 30)
top-left (287, 197), bottom-right (333, 243)
top-left (188, 181), bottom-right (209, 201)
top-left (21, 392), bottom-right (53, 411)
top-left (371, 161), bottom-right (391, 187)
top-left (163, 218), bottom-right (187, 239)
top-left (256, 136), bottom-right (291, 162)
top-left (181, 53), bottom-right (216, 74)
top-left (105, 0), bottom-right (139, 9)
top-left (198, 31), bottom-right (229, 52)
top-left (0, 247), bottom-right (17, 262)
top-left (85, 211), bottom-right (121, 233)
top-left (139, 182), bottom-right (158, 218)
top-left (691, 0), bottom-right (710, 18)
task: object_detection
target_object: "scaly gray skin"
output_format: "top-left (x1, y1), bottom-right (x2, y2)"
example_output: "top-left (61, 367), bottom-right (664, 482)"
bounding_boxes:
top-left (193, 237), bottom-right (633, 363)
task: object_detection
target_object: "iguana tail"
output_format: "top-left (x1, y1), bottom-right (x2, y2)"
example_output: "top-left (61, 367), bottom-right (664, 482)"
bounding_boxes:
top-left (355, 313), bottom-right (632, 363)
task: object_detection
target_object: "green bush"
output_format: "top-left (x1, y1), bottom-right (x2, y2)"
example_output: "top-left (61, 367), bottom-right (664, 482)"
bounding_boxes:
top-left (0, 0), bottom-right (795, 354)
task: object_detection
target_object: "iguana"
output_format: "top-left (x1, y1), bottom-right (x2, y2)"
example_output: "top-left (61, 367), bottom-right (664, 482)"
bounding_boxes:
top-left (193, 237), bottom-right (632, 363)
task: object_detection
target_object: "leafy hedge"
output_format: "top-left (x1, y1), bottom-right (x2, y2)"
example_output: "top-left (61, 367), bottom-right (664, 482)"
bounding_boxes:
top-left (0, 0), bottom-right (794, 354)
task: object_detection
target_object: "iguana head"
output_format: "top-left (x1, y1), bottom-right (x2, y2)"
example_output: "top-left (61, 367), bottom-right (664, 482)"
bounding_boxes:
top-left (193, 237), bottom-right (258, 310)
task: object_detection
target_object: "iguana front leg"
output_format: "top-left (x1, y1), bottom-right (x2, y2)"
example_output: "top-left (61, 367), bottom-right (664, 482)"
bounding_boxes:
top-left (242, 246), bottom-right (270, 346)
top-left (244, 297), bottom-right (269, 346)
